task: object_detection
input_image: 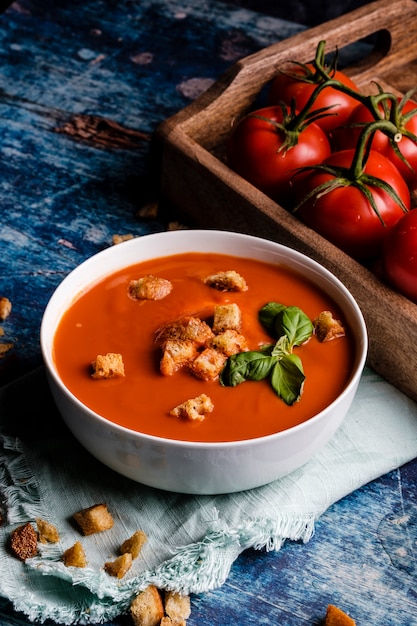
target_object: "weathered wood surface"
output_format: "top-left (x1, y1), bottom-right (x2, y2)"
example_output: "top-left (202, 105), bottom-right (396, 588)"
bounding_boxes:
top-left (157, 0), bottom-right (417, 404)
top-left (0, 1), bottom-right (416, 625)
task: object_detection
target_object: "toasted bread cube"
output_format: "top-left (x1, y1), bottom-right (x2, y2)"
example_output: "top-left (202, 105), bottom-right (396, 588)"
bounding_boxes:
top-left (170, 394), bottom-right (214, 422)
top-left (91, 353), bottom-right (125, 379)
top-left (314, 311), bottom-right (346, 342)
top-left (191, 347), bottom-right (227, 381)
top-left (120, 529), bottom-right (147, 559)
top-left (0, 342), bottom-right (13, 358)
top-left (208, 329), bottom-right (248, 356)
top-left (130, 585), bottom-right (164, 626)
top-left (160, 339), bottom-right (199, 376)
top-left (0, 296), bottom-right (11, 321)
top-left (10, 522), bottom-right (38, 561)
top-left (112, 233), bottom-right (134, 245)
top-left (204, 270), bottom-right (248, 292)
top-left (164, 591), bottom-right (191, 622)
top-left (157, 316), bottom-right (213, 346)
top-left (73, 503), bottom-right (114, 536)
top-left (62, 541), bottom-right (87, 568)
top-left (160, 618), bottom-right (186, 626)
top-left (212, 303), bottom-right (242, 333)
top-left (129, 275), bottom-right (173, 301)
top-left (36, 518), bottom-right (60, 544)
top-left (325, 604), bottom-right (356, 626)
top-left (104, 552), bottom-right (132, 579)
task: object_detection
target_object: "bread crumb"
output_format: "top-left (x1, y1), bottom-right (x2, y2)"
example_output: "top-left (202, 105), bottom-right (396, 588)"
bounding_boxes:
top-left (10, 522), bottom-right (38, 561)
top-left (36, 518), bottom-right (60, 544)
top-left (91, 353), bottom-right (125, 379)
top-left (129, 275), bottom-right (173, 301)
top-left (204, 270), bottom-right (247, 292)
top-left (137, 201), bottom-right (159, 219)
top-left (314, 311), bottom-right (346, 342)
top-left (0, 342), bottom-right (13, 358)
top-left (112, 233), bottom-right (134, 245)
top-left (325, 604), bottom-right (356, 625)
top-left (73, 503), bottom-right (114, 535)
top-left (167, 221), bottom-right (188, 231)
top-left (0, 297), bottom-right (11, 321)
top-left (130, 585), bottom-right (164, 626)
top-left (169, 394), bottom-right (214, 421)
top-left (120, 529), bottom-right (147, 559)
top-left (62, 541), bottom-right (87, 568)
top-left (164, 591), bottom-right (191, 622)
top-left (104, 552), bottom-right (132, 578)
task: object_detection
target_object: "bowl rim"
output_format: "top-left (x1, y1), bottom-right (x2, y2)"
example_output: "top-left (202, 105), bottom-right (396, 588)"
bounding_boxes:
top-left (41, 229), bottom-right (368, 449)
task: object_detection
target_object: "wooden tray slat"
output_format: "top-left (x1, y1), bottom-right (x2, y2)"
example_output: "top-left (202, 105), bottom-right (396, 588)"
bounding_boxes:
top-left (156, 0), bottom-right (417, 402)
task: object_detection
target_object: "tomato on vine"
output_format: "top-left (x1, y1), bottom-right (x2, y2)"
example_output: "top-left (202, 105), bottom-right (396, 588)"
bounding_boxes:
top-left (331, 90), bottom-right (417, 189)
top-left (293, 120), bottom-right (411, 260)
top-left (268, 41), bottom-right (360, 133)
top-left (382, 209), bottom-right (417, 304)
top-left (226, 103), bottom-right (331, 206)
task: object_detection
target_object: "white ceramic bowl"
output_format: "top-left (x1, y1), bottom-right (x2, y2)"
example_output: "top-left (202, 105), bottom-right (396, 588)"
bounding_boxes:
top-left (41, 230), bottom-right (367, 494)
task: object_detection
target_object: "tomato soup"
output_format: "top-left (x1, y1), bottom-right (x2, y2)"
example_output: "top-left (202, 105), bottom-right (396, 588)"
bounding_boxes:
top-left (53, 252), bottom-right (355, 442)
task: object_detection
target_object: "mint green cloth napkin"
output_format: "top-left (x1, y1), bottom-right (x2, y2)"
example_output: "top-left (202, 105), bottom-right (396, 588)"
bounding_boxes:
top-left (1, 366), bottom-right (417, 624)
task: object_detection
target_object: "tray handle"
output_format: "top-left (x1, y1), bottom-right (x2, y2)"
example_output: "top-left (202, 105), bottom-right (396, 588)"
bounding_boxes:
top-left (176, 0), bottom-right (417, 143)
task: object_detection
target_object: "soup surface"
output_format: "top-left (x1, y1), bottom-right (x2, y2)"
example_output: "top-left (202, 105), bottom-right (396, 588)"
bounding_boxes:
top-left (53, 252), bottom-right (354, 442)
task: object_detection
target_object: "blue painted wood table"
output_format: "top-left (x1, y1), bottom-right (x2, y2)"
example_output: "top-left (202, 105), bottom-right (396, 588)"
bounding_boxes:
top-left (0, 1), bottom-right (416, 625)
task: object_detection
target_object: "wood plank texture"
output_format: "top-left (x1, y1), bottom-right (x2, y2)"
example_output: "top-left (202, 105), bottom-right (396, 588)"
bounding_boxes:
top-left (0, 1), bottom-right (416, 625)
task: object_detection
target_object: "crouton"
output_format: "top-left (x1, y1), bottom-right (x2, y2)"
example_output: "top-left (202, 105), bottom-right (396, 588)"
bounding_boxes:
top-left (169, 394), bottom-right (214, 421)
top-left (204, 270), bottom-right (248, 292)
top-left (164, 591), bottom-right (191, 622)
top-left (0, 342), bottom-right (13, 358)
top-left (62, 541), bottom-right (87, 568)
top-left (91, 353), bottom-right (125, 379)
top-left (120, 529), bottom-right (147, 559)
top-left (129, 275), bottom-right (173, 301)
top-left (130, 585), bottom-right (164, 626)
top-left (208, 329), bottom-right (248, 356)
top-left (160, 618), bottom-right (185, 626)
top-left (325, 604), bottom-right (356, 625)
top-left (157, 316), bottom-right (213, 346)
top-left (112, 233), bottom-right (134, 245)
top-left (9, 522), bottom-right (38, 561)
top-left (0, 296), bottom-right (11, 321)
top-left (212, 303), bottom-right (242, 333)
top-left (191, 348), bottom-right (227, 381)
top-left (104, 552), bottom-right (132, 579)
top-left (73, 503), bottom-right (114, 536)
top-left (36, 518), bottom-right (60, 544)
top-left (314, 311), bottom-right (346, 342)
top-left (160, 339), bottom-right (199, 376)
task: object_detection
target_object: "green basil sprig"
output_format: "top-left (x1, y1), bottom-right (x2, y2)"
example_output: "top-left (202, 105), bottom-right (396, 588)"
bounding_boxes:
top-left (220, 302), bottom-right (313, 406)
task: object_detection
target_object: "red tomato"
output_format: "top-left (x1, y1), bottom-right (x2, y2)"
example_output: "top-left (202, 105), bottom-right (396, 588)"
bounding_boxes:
top-left (226, 105), bottom-right (331, 206)
top-left (382, 209), bottom-right (417, 303)
top-left (294, 149), bottom-right (410, 260)
top-left (332, 98), bottom-right (417, 189)
top-left (268, 63), bottom-right (359, 133)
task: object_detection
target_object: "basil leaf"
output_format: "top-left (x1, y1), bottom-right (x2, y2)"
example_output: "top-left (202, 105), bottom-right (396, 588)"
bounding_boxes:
top-left (270, 353), bottom-right (305, 405)
top-left (275, 305), bottom-right (313, 348)
top-left (259, 302), bottom-right (286, 336)
top-left (220, 349), bottom-right (276, 387)
top-left (271, 335), bottom-right (290, 358)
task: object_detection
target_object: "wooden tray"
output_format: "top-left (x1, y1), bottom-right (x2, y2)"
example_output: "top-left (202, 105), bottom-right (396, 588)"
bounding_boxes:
top-left (156, 0), bottom-right (417, 403)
